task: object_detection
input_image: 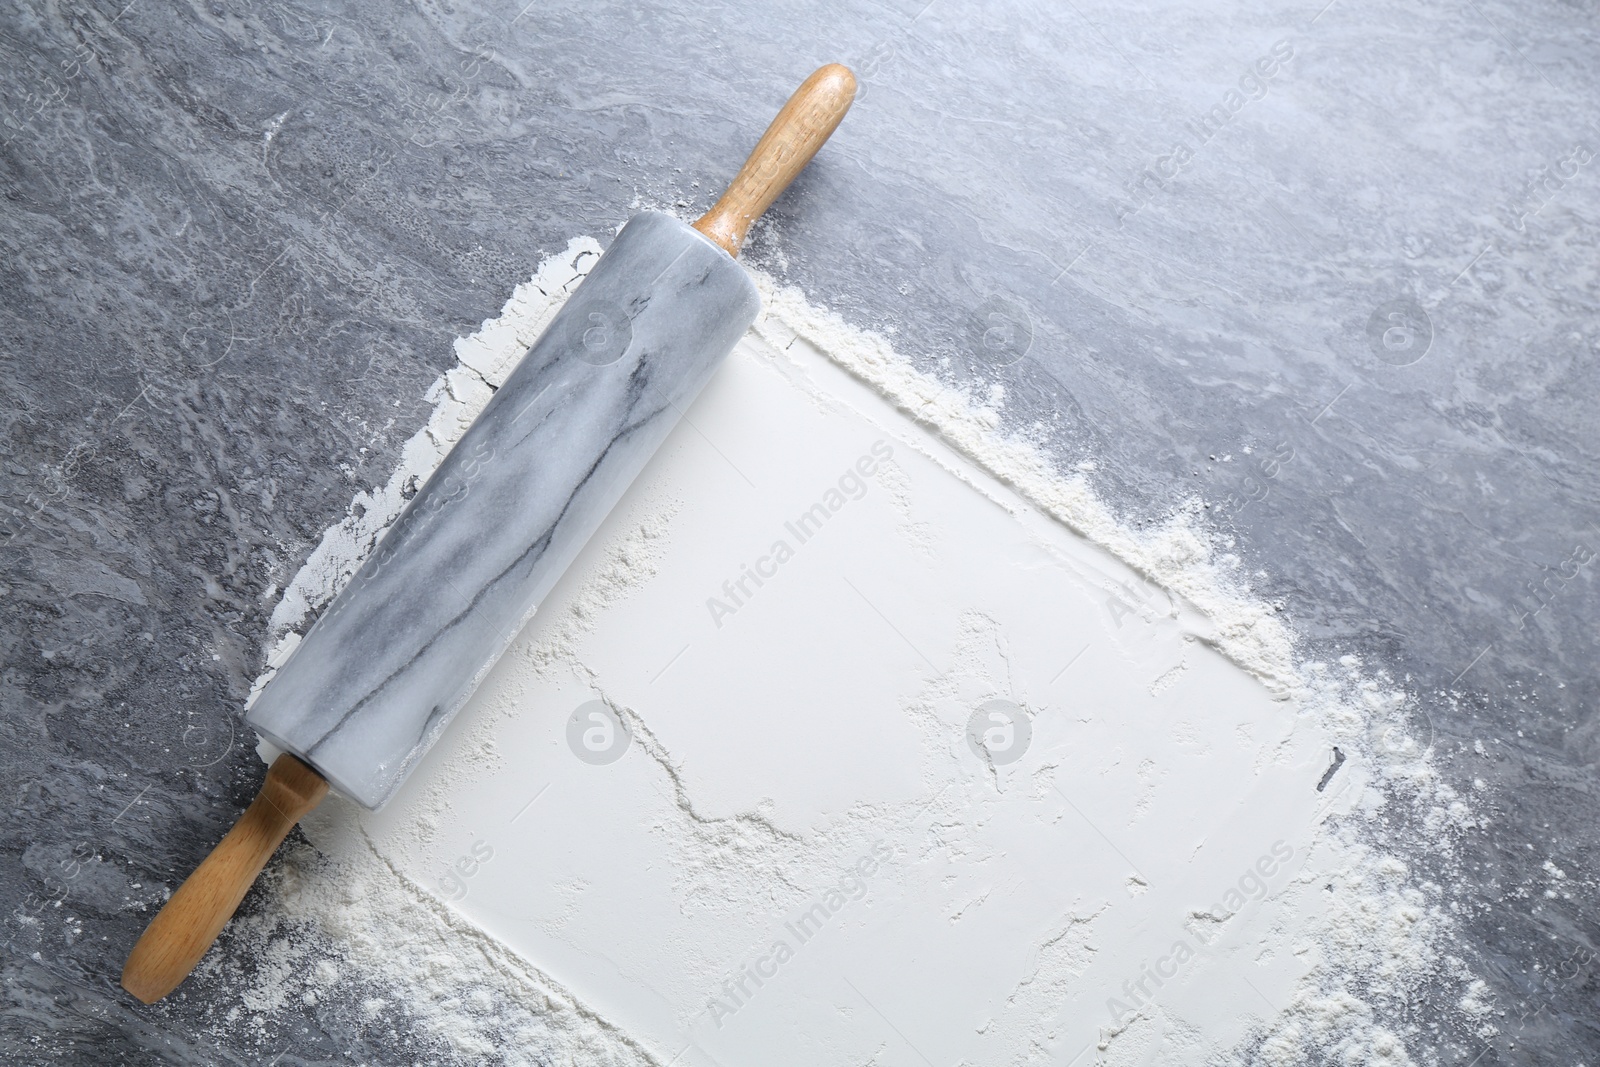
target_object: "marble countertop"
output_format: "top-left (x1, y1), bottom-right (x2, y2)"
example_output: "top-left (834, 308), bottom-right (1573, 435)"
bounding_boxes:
top-left (1, 0), bottom-right (1595, 1062)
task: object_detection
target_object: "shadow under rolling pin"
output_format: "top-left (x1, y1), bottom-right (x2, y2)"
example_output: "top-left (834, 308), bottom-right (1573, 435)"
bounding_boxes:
top-left (121, 63), bottom-right (857, 1004)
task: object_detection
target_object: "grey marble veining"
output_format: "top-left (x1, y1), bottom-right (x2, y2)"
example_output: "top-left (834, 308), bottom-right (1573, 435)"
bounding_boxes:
top-left (0, 0), bottom-right (1596, 1063)
top-left (250, 212), bottom-right (757, 808)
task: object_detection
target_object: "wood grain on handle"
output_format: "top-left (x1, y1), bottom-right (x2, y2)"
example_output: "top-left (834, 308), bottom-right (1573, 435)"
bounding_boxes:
top-left (693, 63), bottom-right (856, 258)
top-left (121, 754), bottom-right (328, 1003)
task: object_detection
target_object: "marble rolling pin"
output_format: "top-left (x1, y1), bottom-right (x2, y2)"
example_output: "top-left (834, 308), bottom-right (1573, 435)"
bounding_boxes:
top-left (121, 63), bottom-right (857, 1004)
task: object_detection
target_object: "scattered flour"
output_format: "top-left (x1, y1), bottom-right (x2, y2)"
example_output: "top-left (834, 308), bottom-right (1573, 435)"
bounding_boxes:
top-left (202, 828), bottom-right (656, 1065)
top-left (223, 234), bottom-right (1483, 1064)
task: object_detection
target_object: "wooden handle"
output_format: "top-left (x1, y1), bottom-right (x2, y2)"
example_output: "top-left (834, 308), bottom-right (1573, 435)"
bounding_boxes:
top-left (693, 63), bottom-right (857, 258)
top-left (121, 754), bottom-right (328, 1003)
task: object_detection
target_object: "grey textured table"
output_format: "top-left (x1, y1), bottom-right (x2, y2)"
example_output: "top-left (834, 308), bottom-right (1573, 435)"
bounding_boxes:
top-left (1, 0), bottom-right (1595, 1063)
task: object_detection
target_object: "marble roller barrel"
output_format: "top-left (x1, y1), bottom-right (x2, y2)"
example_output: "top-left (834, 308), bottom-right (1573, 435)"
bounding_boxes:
top-left (121, 63), bottom-right (857, 1004)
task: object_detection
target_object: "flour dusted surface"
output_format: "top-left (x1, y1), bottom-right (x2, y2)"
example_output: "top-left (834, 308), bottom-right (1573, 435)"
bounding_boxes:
top-left (225, 235), bottom-right (1482, 1064)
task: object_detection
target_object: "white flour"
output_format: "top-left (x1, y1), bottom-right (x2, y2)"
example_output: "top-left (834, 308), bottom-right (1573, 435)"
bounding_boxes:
top-left (222, 236), bottom-right (1482, 1064)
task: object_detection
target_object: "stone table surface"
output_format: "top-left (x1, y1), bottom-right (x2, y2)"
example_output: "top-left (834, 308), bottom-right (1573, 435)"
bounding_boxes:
top-left (1, 0), bottom-right (1595, 1063)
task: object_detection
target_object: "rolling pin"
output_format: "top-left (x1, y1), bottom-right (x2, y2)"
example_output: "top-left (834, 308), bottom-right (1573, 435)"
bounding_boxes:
top-left (122, 63), bottom-right (857, 1004)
